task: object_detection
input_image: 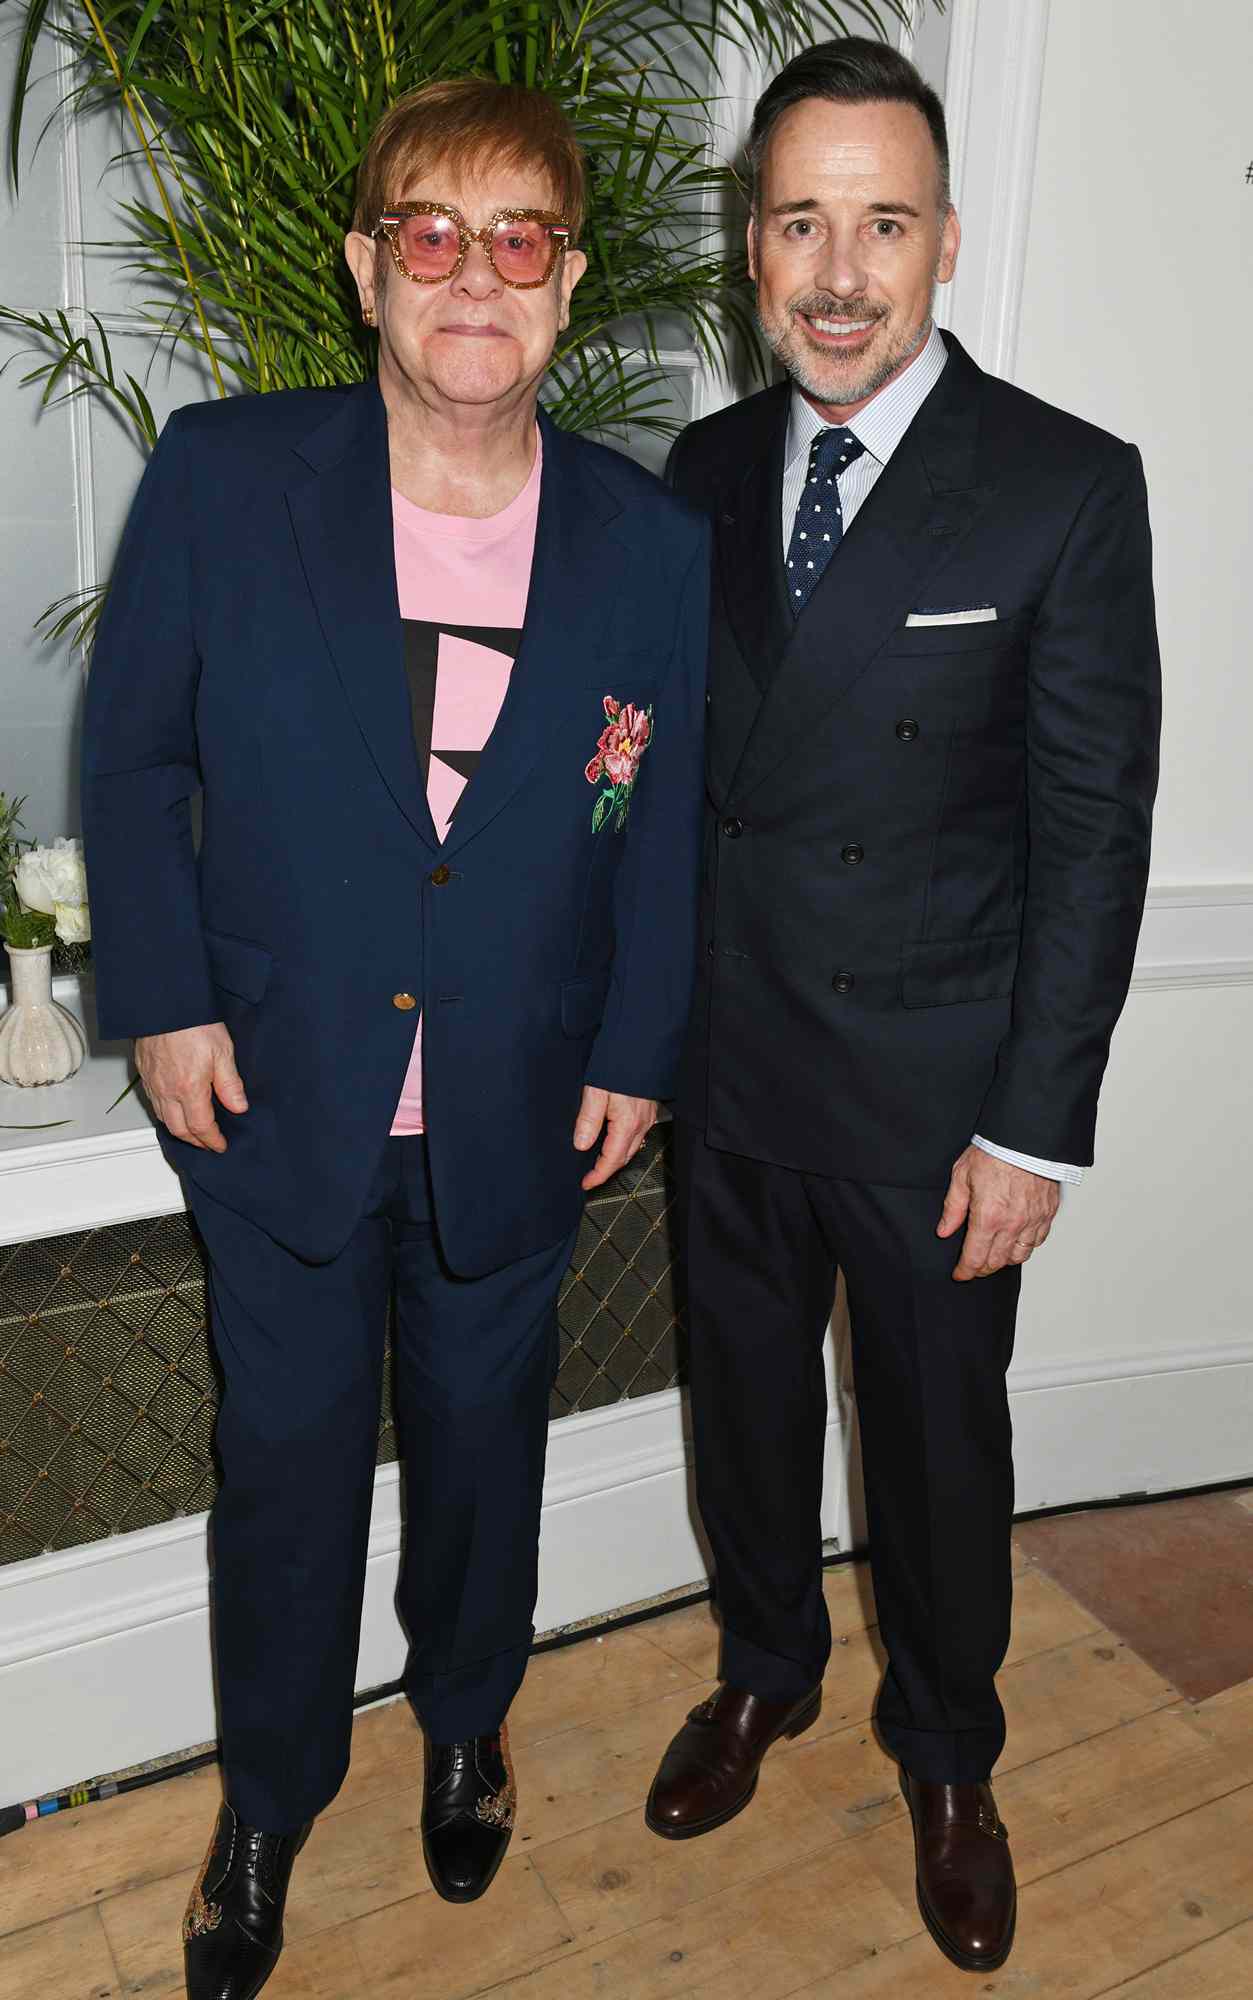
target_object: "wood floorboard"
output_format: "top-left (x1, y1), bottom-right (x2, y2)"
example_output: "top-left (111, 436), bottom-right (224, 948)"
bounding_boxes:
top-left (1097, 1919), bottom-right (1253, 1998)
top-left (3, 1494), bottom-right (1249, 1999)
top-left (787, 1785), bottom-right (1253, 1997)
top-left (1015, 1490), bottom-right (1253, 1702)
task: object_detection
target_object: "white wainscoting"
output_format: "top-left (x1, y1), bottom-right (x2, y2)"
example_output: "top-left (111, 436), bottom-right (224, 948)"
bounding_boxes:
top-left (0, 1382), bottom-right (838, 1802)
top-left (3, 1317), bottom-right (1250, 1803)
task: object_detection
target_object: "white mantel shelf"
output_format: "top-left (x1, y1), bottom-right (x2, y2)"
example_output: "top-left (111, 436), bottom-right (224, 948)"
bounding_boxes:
top-left (2, 881), bottom-right (1251, 1251)
top-left (0, 974), bottom-right (182, 1248)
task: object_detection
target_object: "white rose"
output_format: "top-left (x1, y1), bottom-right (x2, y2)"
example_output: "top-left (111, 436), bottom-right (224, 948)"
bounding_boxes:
top-left (16, 838), bottom-right (88, 917)
top-left (54, 900), bottom-right (91, 945)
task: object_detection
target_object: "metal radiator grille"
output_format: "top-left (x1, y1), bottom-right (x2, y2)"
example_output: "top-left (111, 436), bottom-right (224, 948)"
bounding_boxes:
top-left (0, 1125), bottom-right (680, 1567)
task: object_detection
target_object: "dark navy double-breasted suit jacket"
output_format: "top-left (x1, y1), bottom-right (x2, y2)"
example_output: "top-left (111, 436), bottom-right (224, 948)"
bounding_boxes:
top-left (671, 334), bottom-right (1161, 1183)
top-left (82, 383), bottom-right (710, 1275)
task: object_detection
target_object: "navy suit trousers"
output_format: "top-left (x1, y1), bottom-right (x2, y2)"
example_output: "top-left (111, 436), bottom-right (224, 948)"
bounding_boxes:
top-left (676, 1121), bottom-right (1021, 1784)
top-left (189, 1136), bottom-right (576, 1831)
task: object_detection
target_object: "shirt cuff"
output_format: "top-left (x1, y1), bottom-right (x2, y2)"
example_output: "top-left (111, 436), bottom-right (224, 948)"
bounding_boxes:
top-left (971, 1135), bottom-right (1084, 1185)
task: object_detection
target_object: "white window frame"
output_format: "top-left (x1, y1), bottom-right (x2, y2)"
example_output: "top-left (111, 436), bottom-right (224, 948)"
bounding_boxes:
top-left (676, 0), bottom-right (1053, 429)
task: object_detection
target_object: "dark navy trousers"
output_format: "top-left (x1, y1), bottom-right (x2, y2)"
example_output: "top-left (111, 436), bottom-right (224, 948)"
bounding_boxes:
top-left (189, 1136), bottom-right (576, 1832)
top-left (676, 1121), bottom-right (1021, 1785)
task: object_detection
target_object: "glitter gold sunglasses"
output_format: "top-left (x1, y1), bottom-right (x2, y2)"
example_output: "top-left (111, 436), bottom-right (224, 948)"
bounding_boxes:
top-left (371, 202), bottom-right (572, 288)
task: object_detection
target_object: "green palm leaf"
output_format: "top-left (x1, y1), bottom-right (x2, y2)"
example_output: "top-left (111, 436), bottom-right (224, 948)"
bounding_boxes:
top-left (4, 0), bottom-right (935, 629)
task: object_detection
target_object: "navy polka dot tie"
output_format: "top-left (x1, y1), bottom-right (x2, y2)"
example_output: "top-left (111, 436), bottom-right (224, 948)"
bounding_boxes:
top-left (785, 426), bottom-right (866, 615)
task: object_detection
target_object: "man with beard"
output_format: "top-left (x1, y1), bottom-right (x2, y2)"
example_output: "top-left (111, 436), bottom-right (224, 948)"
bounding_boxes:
top-left (645, 38), bottom-right (1160, 1974)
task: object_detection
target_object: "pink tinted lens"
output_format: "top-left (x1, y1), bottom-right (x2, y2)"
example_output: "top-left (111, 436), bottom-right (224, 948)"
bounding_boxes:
top-left (491, 218), bottom-right (552, 280)
top-left (396, 212), bottom-right (461, 276)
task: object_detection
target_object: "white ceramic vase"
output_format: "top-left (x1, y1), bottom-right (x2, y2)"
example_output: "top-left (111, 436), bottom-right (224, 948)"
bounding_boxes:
top-left (0, 943), bottom-right (86, 1086)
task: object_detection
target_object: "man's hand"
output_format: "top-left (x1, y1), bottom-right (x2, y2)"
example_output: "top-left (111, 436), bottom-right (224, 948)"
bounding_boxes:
top-left (134, 1023), bottom-right (249, 1154)
top-left (573, 1087), bottom-right (658, 1191)
top-left (937, 1145), bottom-right (1061, 1282)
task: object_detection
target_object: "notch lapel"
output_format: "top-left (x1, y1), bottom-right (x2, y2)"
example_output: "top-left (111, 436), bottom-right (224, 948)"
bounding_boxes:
top-left (437, 410), bottom-right (624, 864)
top-left (728, 338), bottom-right (995, 805)
top-left (286, 380), bottom-right (438, 850)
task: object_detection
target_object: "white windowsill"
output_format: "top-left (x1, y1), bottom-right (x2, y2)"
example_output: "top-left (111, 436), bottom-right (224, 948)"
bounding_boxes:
top-left (0, 973), bottom-right (183, 1248)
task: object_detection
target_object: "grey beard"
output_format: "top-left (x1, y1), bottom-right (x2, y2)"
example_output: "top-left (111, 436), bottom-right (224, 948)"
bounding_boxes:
top-left (756, 298), bottom-right (934, 407)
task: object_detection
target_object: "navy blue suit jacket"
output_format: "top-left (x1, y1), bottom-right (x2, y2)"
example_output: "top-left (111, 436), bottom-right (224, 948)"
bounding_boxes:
top-left (82, 382), bottom-right (710, 1274)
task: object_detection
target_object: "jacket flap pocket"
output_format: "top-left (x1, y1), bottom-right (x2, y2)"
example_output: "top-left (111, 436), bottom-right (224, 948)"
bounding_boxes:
top-left (561, 973), bottom-right (611, 1038)
top-left (901, 930), bottom-right (1019, 1009)
top-left (204, 927), bottom-right (273, 1005)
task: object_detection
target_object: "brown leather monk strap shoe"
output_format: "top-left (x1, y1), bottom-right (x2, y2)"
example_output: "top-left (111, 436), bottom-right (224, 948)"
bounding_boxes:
top-left (901, 1772), bottom-right (1017, 1972)
top-left (645, 1683), bottom-right (821, 1839)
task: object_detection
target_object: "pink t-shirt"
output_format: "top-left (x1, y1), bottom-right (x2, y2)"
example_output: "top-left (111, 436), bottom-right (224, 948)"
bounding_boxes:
top-left (389, 435), bottom-right (542, 1136)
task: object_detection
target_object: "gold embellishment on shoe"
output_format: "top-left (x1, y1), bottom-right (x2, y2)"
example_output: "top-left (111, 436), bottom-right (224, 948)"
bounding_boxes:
top-left (182, 1828), bottom-right (225, 1942)
top-left (475, 1780), bottom-right (517, 1830)
top-left (475, 1721), bottom-right (518, 1831)
top-left (977, 1802), bottom-right (1009, 1840)
top-left (183, 1884), bottom-right (224, 1940)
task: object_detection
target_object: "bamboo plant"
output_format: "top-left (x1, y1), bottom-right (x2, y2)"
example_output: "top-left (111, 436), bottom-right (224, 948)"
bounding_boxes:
top-left (2, 0), bottom-right (923, 644)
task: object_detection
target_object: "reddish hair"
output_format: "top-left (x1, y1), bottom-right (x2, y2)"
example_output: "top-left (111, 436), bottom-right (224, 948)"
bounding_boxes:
top-left (353, 78), bottom-right (586, 240)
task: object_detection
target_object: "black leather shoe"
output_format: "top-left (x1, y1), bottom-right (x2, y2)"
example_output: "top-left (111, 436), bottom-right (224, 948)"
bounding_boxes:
top-left (422, 1727), bottom-right (517, 1902)
top-left (183, 1803), bottom-right (310, 2000)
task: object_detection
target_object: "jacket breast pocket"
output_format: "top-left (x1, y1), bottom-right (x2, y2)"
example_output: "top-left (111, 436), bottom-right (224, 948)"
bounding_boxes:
top-left (575, 676), bottom-right (659, 703)
top-left (561, 973), bottom-right (611, 1037)
top-left (204, 927), bottom-right (273, 1005)
top-left (877, 607), bottom-right (1031, 664)
top-left (901, 930), bottom-right (1019, 1009)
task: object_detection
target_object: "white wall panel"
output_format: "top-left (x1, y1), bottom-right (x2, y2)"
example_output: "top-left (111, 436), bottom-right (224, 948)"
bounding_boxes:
top-left (1013, 0), bottom-right (1253, 887)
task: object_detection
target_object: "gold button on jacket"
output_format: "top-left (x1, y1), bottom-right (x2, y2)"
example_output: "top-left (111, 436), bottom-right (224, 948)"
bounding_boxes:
top-left (392, 992), bottom-right (417, 1012)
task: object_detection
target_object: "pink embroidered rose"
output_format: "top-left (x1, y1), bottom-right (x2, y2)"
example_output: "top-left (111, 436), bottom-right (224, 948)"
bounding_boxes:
top-left (586, 696), bottom-right (655, 833)
top-left (597, 703), bottom-right (652, 787)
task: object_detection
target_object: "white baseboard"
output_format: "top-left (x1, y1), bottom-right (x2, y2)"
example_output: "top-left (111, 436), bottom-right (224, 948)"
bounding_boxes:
top-left (2, 1349), bottom-right (1249, 1805)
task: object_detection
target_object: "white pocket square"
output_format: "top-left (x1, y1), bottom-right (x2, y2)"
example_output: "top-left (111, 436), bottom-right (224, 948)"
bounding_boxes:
top-left (906, 606), bottom-right (998, 627)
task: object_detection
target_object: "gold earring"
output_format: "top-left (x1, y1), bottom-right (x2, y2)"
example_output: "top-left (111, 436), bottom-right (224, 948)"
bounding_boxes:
top-left (362, 303), bottom-right (376, 327)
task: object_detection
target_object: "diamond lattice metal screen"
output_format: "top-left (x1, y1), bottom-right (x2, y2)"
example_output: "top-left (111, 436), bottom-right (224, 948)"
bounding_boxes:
top-left (0, 1126), bottom-right (681, 1568)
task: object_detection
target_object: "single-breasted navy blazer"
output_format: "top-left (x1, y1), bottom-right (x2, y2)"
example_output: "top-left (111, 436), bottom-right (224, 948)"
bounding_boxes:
top-left (82, 382), bottom-right (710, 1274)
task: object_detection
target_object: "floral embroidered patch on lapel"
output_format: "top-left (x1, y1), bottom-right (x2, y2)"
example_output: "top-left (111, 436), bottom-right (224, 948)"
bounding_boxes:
top-left (585, 697), bottom-right (654, 833)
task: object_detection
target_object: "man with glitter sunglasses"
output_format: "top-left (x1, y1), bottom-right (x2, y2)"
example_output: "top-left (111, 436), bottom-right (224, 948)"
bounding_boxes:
top-left (82, 77), bottom-right (708, 1999)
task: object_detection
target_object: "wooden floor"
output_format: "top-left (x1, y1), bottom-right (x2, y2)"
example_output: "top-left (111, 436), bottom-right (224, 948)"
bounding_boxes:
top-left (3, 1493), bottom-right (1251, 2000)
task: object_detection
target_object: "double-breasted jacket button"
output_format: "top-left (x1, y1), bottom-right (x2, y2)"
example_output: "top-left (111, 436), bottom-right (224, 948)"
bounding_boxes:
top-left (831, 970), bottom-right (855, 995)
top-left (392, 993), bottom-right (417, 1011)
top-left (895, 718), bottom-right (920, 741)
top-left (430, 864), bottom-right (451, 885)
top-left (841, 843), bottom-right (865, 866)
top-left (721, 816), bottom-right (744, 839)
